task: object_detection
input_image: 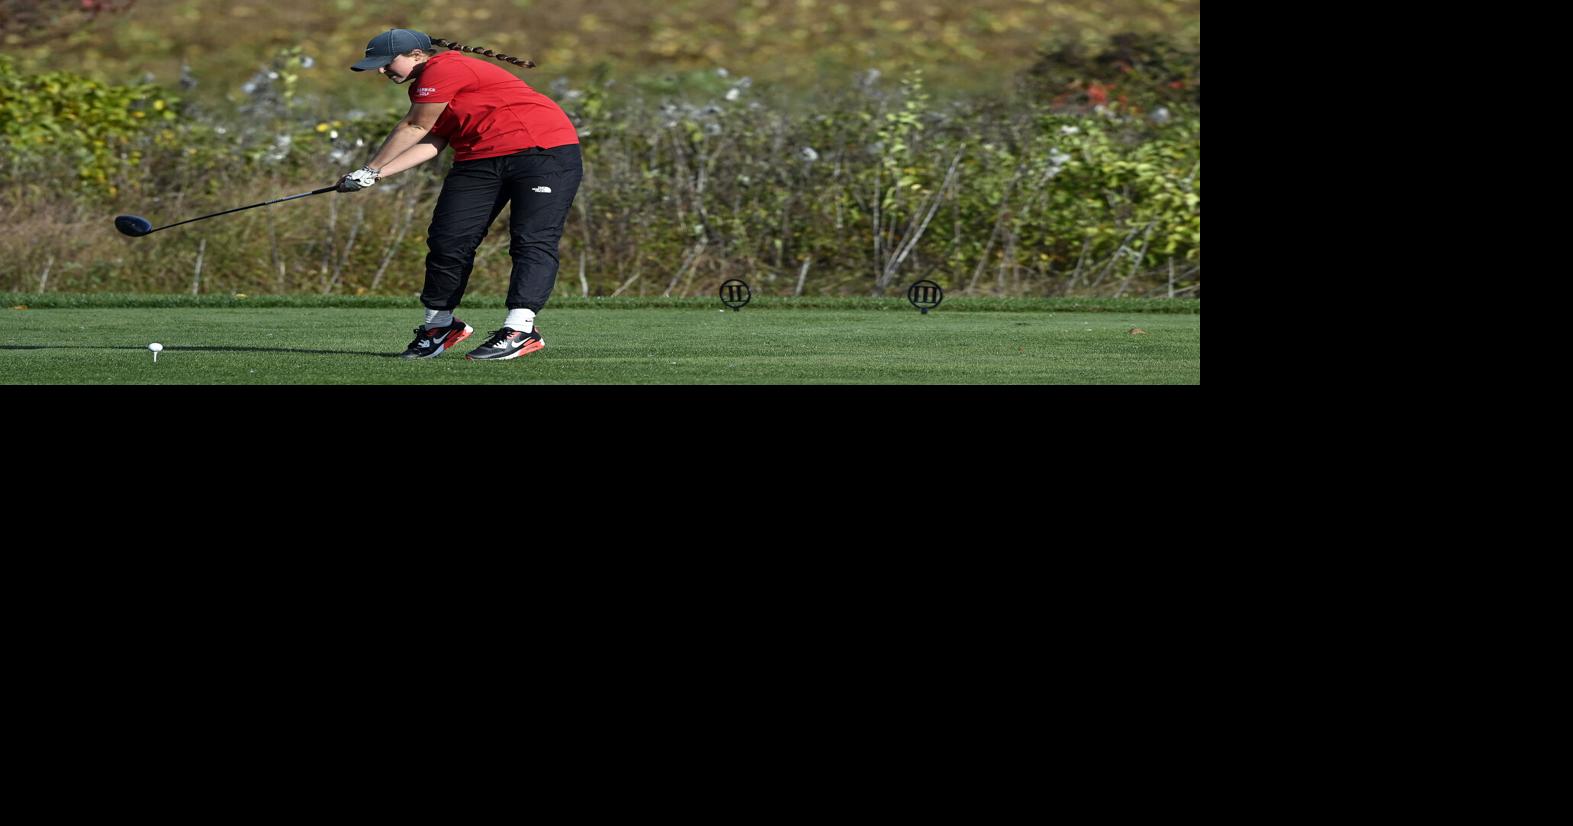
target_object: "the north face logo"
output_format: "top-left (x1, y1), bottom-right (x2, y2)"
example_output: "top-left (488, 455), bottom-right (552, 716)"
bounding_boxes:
top-left (533, 186), bottom-right (552, 193)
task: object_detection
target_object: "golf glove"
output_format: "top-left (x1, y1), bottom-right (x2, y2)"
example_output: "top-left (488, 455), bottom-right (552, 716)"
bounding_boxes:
top-left (337, 166), bottom-right (381, 192)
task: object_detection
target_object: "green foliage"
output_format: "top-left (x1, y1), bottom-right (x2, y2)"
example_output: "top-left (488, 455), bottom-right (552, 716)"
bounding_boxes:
top-left (1, 31), bottom-right (1199, 299)
top-left (875, 70), bottom-right (929, 197)
top-left (0, 54), bottom-right (178, 193)
top-left (1037, 109), bottom-right (1201, 264)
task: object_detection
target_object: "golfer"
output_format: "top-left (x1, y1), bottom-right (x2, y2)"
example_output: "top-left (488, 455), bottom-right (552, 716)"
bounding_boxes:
top-left (340, 29), bottom-right (581, 361)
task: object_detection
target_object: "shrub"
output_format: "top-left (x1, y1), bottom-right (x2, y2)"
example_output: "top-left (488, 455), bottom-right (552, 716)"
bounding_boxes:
top-left (1, 49), bottom-right (1198, 298)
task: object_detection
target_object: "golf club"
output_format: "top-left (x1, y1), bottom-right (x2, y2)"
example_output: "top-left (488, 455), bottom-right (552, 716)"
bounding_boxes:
top-left (114, 185), bottom-right (340, 237)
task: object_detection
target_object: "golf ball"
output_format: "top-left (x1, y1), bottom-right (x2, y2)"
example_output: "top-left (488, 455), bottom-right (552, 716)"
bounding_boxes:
top-left (149, 343), bottom-right (163, 352)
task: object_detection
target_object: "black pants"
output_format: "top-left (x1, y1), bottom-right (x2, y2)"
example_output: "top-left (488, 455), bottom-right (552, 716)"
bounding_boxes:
top-left (421, 144), bottom-right (583, 312)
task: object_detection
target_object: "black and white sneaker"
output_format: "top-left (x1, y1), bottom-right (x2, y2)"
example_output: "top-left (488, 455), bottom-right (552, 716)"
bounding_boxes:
top-left (465, 327), bottom-right (545, 361)
top-left (399, 319), bottom-right (474, 359)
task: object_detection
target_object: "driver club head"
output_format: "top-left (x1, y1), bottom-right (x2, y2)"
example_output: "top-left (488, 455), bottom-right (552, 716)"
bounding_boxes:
top-left (114, 215), bottom-right (154, 237)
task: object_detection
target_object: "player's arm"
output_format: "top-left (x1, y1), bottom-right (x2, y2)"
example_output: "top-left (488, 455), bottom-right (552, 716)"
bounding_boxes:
top-left (366, 102), bottom-right (449, 171)
top-left (379, 132), bottom-right (450, 177)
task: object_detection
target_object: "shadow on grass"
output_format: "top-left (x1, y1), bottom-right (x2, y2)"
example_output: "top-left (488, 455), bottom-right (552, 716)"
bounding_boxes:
top-left (0, 345), bottom-right (403, 358)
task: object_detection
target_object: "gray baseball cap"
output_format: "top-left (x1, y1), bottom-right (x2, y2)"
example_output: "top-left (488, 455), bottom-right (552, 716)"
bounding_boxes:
top-left (351, 29), bottom-right (433, 72)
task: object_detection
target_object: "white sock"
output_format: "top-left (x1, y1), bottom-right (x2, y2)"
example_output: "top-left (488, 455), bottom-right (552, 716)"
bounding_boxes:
top-left (424, 309), bottom-right (454, 329)
top-left (505, 309), bottom-right (535, 332)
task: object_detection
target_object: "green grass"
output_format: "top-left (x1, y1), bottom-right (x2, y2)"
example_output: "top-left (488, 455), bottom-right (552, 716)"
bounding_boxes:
top-left (1, 293), bottom-right (1200, 314)
top-left (1, 303), bottom-right (1200, 385)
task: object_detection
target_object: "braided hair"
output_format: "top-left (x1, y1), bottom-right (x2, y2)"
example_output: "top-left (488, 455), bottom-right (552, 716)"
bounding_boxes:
top-left (429, 37), bottom-right (537, 69)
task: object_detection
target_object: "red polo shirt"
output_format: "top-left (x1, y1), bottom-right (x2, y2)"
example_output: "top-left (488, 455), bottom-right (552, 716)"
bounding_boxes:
top-left (409, 52), bottom-right (579, 161)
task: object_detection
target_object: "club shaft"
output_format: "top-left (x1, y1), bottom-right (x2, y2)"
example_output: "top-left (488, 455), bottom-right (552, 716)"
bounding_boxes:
top-left (148, 186), bottom-right (339, 234)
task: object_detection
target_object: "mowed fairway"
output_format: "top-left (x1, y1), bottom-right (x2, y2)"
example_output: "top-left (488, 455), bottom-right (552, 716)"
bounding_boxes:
top-left (1, 306), bottom-right (1200, 384)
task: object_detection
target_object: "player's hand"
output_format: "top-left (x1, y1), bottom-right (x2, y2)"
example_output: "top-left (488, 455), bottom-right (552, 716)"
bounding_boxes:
top-left (337, 166), bottom-right (381, 192)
